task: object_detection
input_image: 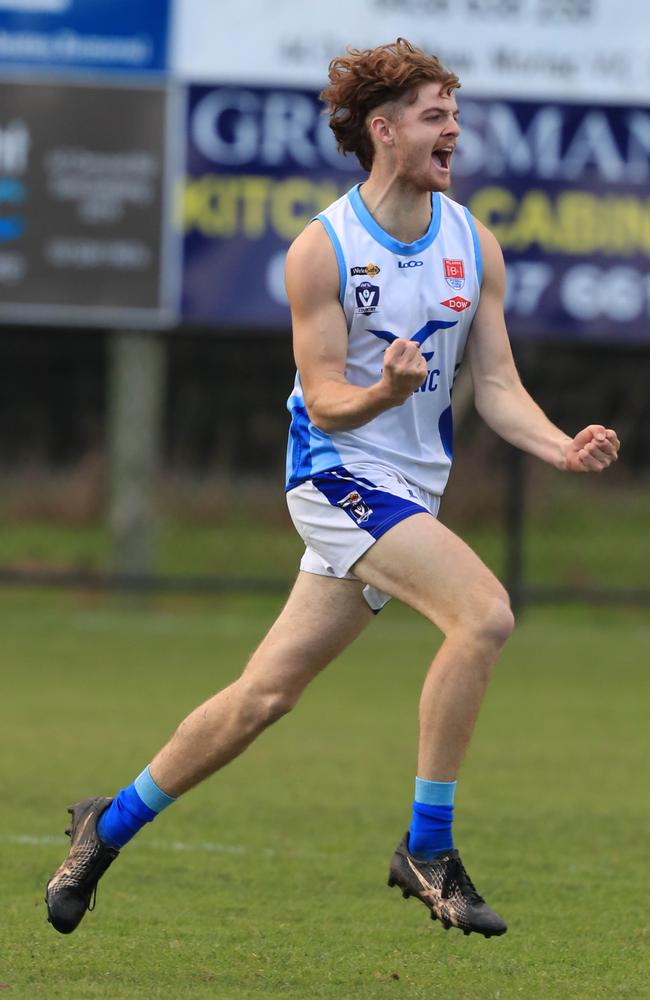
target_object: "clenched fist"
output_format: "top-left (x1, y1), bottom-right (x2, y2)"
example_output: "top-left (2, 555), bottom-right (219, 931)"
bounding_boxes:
top-left (562, 424), bottom-right (620, 473)
top-left (380, 338), bottom-right (428, 404)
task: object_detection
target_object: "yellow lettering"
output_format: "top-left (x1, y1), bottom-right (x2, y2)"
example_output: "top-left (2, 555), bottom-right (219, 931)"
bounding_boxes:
top-left (556, 192), bottom-right (600, 253)
top-left (611, 198), bottom-right (650, 254)
top-left (468, 186), bottom-right (650, 257)
top-left (509, 191), bottom-right (555, 251)
top-left (271, 178), bottom-right (320, 240)
top-left (182, 174), bottom-right (353, 241)
top-left (606, 198), bottom-right (643, 255)
top-left (468, 186), bottom-right (515, 244)
top-left (183, 175), bottom-right (239, 237)
top-left (183, 173), bottom-right (650, 256)
top-left (240, 176), bottom-right (272, 238)
top-left (641, 202), bottom-right (650, 254)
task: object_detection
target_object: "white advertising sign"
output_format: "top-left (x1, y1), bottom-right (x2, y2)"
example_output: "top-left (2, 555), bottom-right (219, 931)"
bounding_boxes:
top-left (174, 0), bottom-right (650, 105)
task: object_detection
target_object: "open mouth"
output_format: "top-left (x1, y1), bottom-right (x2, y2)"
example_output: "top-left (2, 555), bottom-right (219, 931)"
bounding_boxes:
top-left (432, 147), bottom-right (453, 170)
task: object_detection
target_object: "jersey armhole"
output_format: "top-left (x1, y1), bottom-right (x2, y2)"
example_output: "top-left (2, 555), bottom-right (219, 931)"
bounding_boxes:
top-left (462, 207), bottom-right (483, 290)
top-left (312, 214), bottom-right (347, 306)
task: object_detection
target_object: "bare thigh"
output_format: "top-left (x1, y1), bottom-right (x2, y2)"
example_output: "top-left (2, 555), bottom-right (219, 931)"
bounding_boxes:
top-left (352, 513), bottom-right (512, 636)
top-left (240, 570), bottom-right (375, 697)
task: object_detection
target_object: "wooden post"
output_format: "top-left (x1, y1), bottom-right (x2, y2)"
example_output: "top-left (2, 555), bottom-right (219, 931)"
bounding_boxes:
top-left (107, 330), bottom-right (166, 585)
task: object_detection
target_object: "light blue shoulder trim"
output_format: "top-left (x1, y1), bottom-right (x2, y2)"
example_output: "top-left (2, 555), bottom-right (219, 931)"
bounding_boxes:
top-left (348, 183), bottom-right (441, 257)
top-left (314, 214), bottom-right (346, 305)
top-left (462, 206), bottom-right (483, 288)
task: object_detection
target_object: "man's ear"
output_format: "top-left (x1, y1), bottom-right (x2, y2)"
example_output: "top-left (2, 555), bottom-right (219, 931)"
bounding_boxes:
top-left (368, 114), bottom-right (395, 151)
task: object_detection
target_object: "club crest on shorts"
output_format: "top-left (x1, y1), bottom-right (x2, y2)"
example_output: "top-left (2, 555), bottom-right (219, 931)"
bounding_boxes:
top-left (337, 490), bottom-right (373, 523)
top-left (443, 258), bottom-right (465, 289)
top-left (355, 281), bottom-right (380, 315)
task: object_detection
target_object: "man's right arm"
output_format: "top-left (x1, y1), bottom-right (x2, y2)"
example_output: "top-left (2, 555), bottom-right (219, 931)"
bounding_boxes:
top-left (285, 221), bottom-right (427, 433)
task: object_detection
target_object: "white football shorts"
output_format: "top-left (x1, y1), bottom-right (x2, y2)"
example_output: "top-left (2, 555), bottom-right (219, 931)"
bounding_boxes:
top-left (286, 462), bottom-right (440, 612)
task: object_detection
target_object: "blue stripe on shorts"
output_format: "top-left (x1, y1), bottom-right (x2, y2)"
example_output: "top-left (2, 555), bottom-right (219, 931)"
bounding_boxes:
top-left (311, 466), bottom-right (430, 541)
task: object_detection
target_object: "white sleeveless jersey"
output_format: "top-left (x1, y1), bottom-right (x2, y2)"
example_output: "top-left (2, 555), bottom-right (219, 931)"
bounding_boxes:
top-left (286, 183), bottom-right (482, 496)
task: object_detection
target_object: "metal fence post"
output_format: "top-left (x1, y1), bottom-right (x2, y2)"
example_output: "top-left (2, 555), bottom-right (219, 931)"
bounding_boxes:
top-left (504, 445), bottom-right (526, 615)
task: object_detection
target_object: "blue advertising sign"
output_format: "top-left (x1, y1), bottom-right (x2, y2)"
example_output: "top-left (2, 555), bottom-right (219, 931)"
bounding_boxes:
top-left (182, 83), bottom-right (363, 326)
top-left (181, 84), bottom-right (650, 342)
top-left (453, 98), bottom-right (650, 343)
top-left (0, 0), bottom-right (171, 74)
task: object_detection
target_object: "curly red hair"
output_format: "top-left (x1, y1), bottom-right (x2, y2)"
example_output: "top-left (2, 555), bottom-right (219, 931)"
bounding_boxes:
top-left (321, 38), bottom-right (460, 172)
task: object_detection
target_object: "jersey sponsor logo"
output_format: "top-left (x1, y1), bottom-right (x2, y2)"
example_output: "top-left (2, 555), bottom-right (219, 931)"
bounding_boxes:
top-left (350, 262), bottom-right (380, 277)
top-left (368, 318), bottom-right (458, 350)
top-left (355, 280), bottom-right (380, 315)
top-left (443, 258), bottom-right (465, 289)
top-left (441, 296), bottom-right (471, 312)
top-left (337, 490), bottom-right (372, 523)
top-left (367, 318), bottom-right (458, 395)
top-left (398, 260), bottom-right (423, 268)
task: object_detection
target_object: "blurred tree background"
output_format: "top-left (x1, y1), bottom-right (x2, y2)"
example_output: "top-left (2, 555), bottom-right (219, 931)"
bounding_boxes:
top-left (0, 325), bottom-right (647, 598)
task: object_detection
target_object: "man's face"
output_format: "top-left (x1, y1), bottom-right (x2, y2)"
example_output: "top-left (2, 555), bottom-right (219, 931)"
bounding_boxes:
top-left (382, 82), bottom-right (461, 192)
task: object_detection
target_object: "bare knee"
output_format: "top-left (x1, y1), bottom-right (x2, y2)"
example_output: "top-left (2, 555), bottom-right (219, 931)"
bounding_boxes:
top-left (448, 590), bottom-right (515, 648)
top-left (235, 677), bottom-right (299, 732)
top-left (470, 592), bottom-right (515, 646)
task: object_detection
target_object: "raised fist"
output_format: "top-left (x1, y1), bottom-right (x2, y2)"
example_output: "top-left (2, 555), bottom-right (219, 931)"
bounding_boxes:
top-left (381, 338), bottom-right (428, 404)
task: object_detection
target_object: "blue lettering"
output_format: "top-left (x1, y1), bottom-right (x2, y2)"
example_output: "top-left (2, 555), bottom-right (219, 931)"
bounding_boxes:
top-left (415, 369), bottom-right (440, 393)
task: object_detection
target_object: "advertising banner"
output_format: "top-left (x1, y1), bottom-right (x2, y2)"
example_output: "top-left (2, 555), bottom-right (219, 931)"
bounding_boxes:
top-left (181, 83), bottom-right (650, 341)
top-left (0, 0), bottom-right (171, 75)
top-left (0, 80), bottom-right (174, 326)
top-left (175, 0), bottom-right (650, 106)
top-left (182, 83), bottom-right (364, 327)
top-left (454, 97), bottom-right (650, 341)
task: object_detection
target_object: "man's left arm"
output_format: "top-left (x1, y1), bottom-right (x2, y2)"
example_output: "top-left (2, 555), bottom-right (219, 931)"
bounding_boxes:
top-left (466, 218), bottom-right (620, 473)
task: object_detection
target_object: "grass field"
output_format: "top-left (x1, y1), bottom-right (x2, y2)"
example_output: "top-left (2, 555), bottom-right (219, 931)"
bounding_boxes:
top-left (2, 588), bottom-right (649, 999)
top-left (1, 475), bottom-right (648, 590)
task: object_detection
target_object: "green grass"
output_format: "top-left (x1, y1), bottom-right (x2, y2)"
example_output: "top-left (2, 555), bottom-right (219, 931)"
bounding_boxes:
top-left (0, 475), bottom-right (648, 589)
top-left (1, 590), bottom-right (649, 998)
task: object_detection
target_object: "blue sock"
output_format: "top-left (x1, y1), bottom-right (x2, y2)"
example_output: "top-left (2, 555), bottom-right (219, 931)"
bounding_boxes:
top-left (97, 766), bottom-right (176, 850)
top-left (408, 777), bottom-right (456, 859)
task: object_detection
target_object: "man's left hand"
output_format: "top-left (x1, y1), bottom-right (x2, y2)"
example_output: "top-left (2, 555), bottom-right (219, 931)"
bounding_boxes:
top-left (562, 425), bottom-right (620, 473)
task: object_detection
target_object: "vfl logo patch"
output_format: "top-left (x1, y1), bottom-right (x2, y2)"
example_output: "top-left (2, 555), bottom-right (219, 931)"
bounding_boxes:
top-left (350, 262), bottom-right (380, 277)
top-left (355, 280), bottom-right (380, 315)
top-left (443, 258), bottom-right (465, 289)
top-left (337, 490), bottom-right (372, 523)
top-left (441, 296), bottom-right (471, 312)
